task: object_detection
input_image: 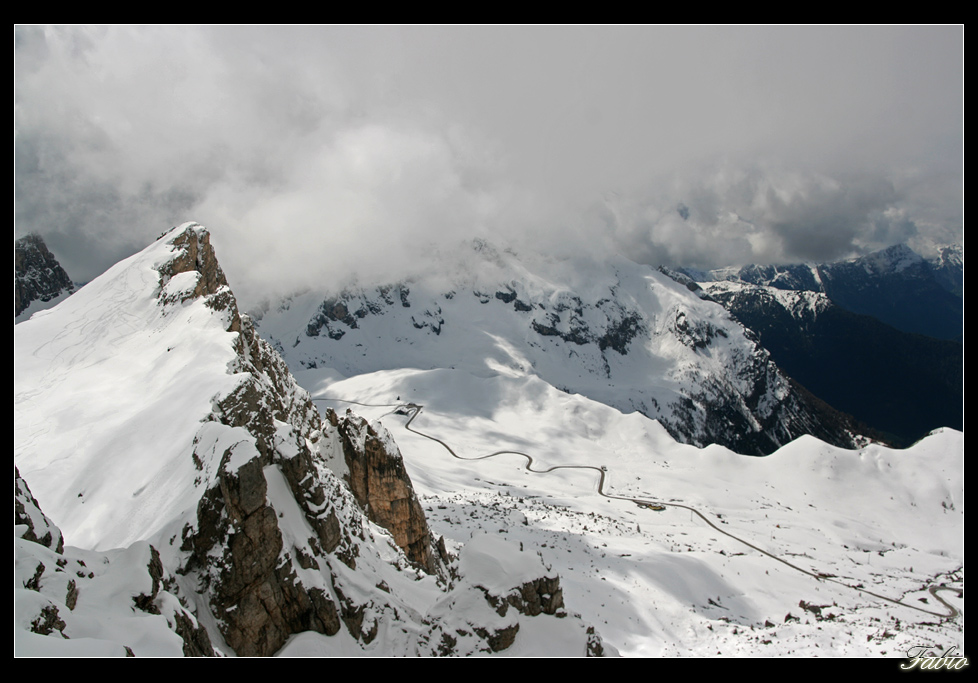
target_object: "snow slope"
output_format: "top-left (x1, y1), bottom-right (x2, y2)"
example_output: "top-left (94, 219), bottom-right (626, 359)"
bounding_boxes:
top-left (305, 365), bottom-right (964, 657)
top-left (15, 230), bottom-right (242, 549)
top-left (255, 240), bottom-right (865, 455)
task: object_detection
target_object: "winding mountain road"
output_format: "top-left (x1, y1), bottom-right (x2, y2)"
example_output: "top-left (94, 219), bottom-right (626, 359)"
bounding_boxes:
top-left (315, 396), bottom-right (961, 621)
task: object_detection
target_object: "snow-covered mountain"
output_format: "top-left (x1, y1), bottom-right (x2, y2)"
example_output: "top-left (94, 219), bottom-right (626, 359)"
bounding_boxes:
top-left (253, 240), bottom-right (867, 456)
top-left (682, 244), bottom-right (963, 341)
top-left (15, 224), bottom-right (602, 656)
top-left (15, 224), bottom-right (964, 657)
top-left (15, 233), bottom-right (75, 321)
top-left (699, 280), bottom-right (962, 446)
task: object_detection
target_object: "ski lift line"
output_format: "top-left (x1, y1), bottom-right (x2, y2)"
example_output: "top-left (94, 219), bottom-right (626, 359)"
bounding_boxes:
top-left (313, 396), bottom-right (960, 621)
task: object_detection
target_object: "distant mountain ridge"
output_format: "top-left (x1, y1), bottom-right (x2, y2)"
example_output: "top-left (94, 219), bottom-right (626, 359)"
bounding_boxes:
top-left (680, 244), bottom-right (963, 341)
top-left (254, 240), bottom-right (870, 456)
top-left (702, 280), bottom-right (962, 446)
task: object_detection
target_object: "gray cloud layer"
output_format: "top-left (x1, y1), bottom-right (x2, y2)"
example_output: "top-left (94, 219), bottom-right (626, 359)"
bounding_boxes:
top-left (15, 25), bottom-right (962, 307)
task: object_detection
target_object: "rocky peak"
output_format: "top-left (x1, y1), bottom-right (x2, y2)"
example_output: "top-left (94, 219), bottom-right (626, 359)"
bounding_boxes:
top-left (930, 244), bottom-right (963, 298)
top-left (15, 233), bottom-right (75, 317)
top-left (155, 228), bottom-right (439, 654)
top-left (16, 222), bottom-right (608, 656)
top-left (157, 223), bottom-right (241, 333)
top-left (856, 242), bottom-right (923, 274)
top-left (16, 223), bottom-right (413, 655)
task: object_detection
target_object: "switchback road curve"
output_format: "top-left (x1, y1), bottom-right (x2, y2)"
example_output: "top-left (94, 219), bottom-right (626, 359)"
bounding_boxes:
top-left (314, 397), bottom-right (961, 621)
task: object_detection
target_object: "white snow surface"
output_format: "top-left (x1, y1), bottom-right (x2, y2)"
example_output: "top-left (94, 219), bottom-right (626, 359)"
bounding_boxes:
top-left (458, 533), bottom-right (556, 593)
top-left (15, 224), bottom-right (964, 657)
top-left (309, 365), bottom-right (964, 657)
top-left (15, 288), bottom-right (75, 324)
top-left (15, 226), bottom-right (244, 549)
top-left (703, 280), bottom-right (834, 317)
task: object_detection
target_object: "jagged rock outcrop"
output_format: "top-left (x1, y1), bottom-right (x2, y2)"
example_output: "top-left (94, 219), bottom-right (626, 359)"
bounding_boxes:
top-left (183, 444), bottom-right (347, 656)
top-left (334, 411), bottom-right (446, 575)
top-left (15, 468), bottom-right (218, 656)
top-left (157, 227), bottom-right (240, 330)
top-left (15, 233), bottom-right (74, 317)
top-left (158, 225), bottom-right (418, 655)
top-left (15, 467), bottom-right (64, 555)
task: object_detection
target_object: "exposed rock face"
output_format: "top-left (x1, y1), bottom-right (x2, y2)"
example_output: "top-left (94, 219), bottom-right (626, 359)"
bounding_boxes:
top-left (152, 224), bottom-right (469, 655)
top-left (185, 445), bottom-right (346, 657)
top-left (506, 575), bottom-right (564, 617)
top-left (161, 226), bottom-right (398, 655)
top-left (335, 411), bottom-right (445, 575)
top-left (417, 534), bottom-right (600, 656)
top-left (15, 467), bottom-right (64, 554)
top-left (157, 226), bottom-right (241, 334)
top-left (15, 234), bottom-right (74, 317)
top-left (15, 468), bottom-right (218, 656)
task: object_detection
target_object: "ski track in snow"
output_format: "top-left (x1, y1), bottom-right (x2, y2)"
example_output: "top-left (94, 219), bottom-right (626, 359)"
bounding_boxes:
top-left (316, 396), bottom-right (960, 621)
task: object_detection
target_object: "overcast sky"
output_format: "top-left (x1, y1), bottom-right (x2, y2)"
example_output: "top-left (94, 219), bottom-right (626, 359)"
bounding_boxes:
top-left (15, 25), bottom-right (963, 307)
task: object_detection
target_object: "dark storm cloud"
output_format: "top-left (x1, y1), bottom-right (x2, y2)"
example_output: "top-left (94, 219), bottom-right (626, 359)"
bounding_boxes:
top-left (764, 175), bottom-right (903, 263)
top-left (14, 25), bottom-right (962, 306)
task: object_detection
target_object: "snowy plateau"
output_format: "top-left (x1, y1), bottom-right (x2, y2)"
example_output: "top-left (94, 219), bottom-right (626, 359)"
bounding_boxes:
top-left (15, 223), bottom-right (964, 658)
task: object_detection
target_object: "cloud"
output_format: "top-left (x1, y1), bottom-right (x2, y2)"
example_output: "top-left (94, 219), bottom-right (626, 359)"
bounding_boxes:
top-left (195, 120), bottom-right (513, 304)
top-left (594, 162), bottom-right (938, 269)
top-left (15, 25), bottom-right (962, 305)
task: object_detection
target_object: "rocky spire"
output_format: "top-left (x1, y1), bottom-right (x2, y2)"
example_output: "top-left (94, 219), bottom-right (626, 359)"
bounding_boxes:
top-left (333, 410), bottom-right (447, 575)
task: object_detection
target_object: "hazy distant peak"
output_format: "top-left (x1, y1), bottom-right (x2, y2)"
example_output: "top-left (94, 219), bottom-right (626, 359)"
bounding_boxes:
top-left (850, 242), bottom-right (923, 274)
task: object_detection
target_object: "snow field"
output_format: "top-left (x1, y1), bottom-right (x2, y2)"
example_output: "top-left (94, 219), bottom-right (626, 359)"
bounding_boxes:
top-left (310, 365), bottom-right (963, 656)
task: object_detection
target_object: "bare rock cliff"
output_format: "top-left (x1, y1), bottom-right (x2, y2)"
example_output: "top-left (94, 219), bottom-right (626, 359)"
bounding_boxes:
top-left (333, 410), bottom-right (446, 575)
